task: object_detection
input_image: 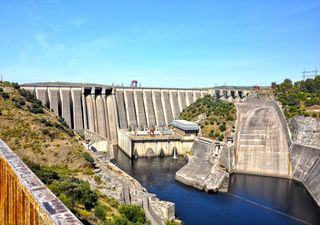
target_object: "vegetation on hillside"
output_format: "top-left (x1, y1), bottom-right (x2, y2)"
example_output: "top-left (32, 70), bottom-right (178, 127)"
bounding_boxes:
top-left (272, 76), bottom-right (320, 119)
top-left (178, 95), bottom-right (236, 141)
top-left (24, 159), bottom-right (150, 225)
top-left (0, 81), bottom-right (90, 168)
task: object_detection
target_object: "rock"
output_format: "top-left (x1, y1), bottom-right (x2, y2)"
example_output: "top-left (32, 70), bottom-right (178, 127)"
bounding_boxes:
top-left (289, 116), bottom-right (320, 148)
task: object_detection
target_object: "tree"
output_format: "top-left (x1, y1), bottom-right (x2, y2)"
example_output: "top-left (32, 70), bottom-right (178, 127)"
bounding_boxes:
top-left (271, 82), bottom-right (277, 89)
top-left (118, 204), bottom-right (147, 224)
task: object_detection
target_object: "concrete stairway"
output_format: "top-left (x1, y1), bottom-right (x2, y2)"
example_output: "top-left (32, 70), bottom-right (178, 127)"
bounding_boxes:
top-left (236, 98), bottom-right (290, 177)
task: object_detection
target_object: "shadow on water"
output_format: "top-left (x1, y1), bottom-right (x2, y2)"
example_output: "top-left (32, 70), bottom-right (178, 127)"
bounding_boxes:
top-left (111, 148), bottom-right (320, 225)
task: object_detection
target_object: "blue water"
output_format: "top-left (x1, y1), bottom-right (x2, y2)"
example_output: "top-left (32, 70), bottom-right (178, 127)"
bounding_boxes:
top-left (112, 150), bottom-right (320, 225)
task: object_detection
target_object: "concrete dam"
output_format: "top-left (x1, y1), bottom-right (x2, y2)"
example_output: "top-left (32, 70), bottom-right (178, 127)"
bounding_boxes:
top-left (22, 83), bottom-right (248, 146)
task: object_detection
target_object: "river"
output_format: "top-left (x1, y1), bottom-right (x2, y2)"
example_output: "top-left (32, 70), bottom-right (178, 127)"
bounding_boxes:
top-left (111, 149), bottom-right (320, 225)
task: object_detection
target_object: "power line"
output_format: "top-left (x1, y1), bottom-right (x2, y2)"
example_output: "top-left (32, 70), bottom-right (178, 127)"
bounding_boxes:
top-left (302, 68), bottom-right (318, 80)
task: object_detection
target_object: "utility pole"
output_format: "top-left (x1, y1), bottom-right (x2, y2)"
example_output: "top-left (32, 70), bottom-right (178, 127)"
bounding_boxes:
top-left (302, 68), bottom-right (318, 80)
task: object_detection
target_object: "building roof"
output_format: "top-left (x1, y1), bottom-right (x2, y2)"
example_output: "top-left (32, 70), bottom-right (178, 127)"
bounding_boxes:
top-left (171, 120), bottom-right (199, 131)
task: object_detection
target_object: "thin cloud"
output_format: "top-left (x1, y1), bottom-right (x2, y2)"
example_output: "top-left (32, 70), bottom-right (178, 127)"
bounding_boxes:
top-left (70, 18), bottom-right (88, 27)
top-left (34, 33), bottom-right (65, 56)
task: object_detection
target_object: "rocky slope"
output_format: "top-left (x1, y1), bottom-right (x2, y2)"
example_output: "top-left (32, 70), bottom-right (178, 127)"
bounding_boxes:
top-left (289, 116), bottom-right (320, 148)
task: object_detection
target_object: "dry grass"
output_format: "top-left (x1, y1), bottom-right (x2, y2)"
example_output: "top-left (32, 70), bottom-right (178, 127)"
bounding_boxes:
top-left (0, 83), bottom-right (91, 169)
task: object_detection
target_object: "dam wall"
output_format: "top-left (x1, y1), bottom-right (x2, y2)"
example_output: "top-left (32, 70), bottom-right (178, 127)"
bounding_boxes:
top-left (0, 139), bottom-right (82, 225)
top-left (22, 83), bottom-right (248, 147)
top-left (289, 116), bottom-right (320, 206)
top-left (113, 87), bottom-right (246, 130)
top-left (22, 83), bottom-right (118, 144)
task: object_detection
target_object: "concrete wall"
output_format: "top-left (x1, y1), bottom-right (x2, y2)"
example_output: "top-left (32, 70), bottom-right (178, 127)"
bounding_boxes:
top-left (0, 139), bottom-right (82, 225)
top-left (133, 138), bottom-right (194, 157)
top-left (118, 130), bottom-right (133, 158)
top-left (289, 116), bottom-right (320, 206)
top-left (117, 131), bottom-right (194, 158)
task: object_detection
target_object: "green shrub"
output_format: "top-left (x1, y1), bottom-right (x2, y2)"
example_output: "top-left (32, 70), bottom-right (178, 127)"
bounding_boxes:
top-left (83, 152), bottom-right (94, 164)
top-left (219, 124), bottom-right (226, 132)
top-left (42, 128), bottom-right (50, 135)
top-left (118, 204), bottom-right (147, 224)
top-left (218, 134), bottom-right (224, 141)
top-left (95, 202), bottom-right (108, 221)
top-left (0, 91), bottom-right (10, 99)
top-left (59, 193), bottom-right (73, 209)
top-left (18, 88), bottom-right (37, 103)
top-left (94, 175), bottom-right (102, 184)
top-left (166, 220), bottom-right (182, 225)
top-left (29, 100), bottom-right (44, 114)
top-left (12, 82), bottom-right (20, 89)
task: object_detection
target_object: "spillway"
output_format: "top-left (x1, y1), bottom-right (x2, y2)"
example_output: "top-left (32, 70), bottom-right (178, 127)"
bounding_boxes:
top-left (236, 98), bottom-right (290, 177)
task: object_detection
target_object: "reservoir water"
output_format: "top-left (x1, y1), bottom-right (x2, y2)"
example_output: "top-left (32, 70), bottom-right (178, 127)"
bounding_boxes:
top-left (112, 149), bottom-right (320, 225)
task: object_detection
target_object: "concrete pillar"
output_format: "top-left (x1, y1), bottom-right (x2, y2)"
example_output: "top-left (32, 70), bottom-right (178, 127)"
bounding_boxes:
top-left (91, 87), bottom-right (99, 133)
top-left (35, 87), bottom-right (48, 107)
top-left (219, 90), bottom-right (225, 100)
top-left (96, 94), bottom-right (107, 137)
top-left (48, 87), bottom-right (60, 115)
top-left (178, 91), bottom-right (187, 112)
top-left (134, 90), bottom-right (147, 128)
top-left (107, 92), bottom-right (118, 144)
top-left (102, 88), bottom-right (111, 140)
top-left (143, 90), bottom-right (156, 128)
top-left (186, 91), bottom-right (193, 106)
top-left (82, 88), bottom-right (88, 130)
top-left (71, 87), bottom-right (84, 131)
top-left (193, 91), bottom-right (201, 102)
top-left (161, 90), bottom-right (173, 125)
top-left (115, 89), bottom-right (128, 129)
top-left (59, 87), bottom-right (73, 128)
top-left (152, 90), bottom-right (165, 127)
top-left (169, 90), bottom-right (180, 118)
top-left (85, 93), bottom-right (96, 132)
top-left (234, 90), bottom-right (240, 103)
top-left (124, 89), bottom-right (138, 128)
top-left (227, 90), bottom-right (233, 102)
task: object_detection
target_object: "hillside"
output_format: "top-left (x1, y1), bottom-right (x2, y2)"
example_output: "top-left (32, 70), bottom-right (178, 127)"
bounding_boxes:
top-left (272, 76), bottom-right (320, 119)
top-left (178, 95), bottom-right (236, 141)
top-left (0, 81), bottom-right (91, 169)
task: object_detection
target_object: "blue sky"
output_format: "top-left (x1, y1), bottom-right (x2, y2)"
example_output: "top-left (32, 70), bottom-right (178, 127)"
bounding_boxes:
top-left (0, 0), bottom-right (320, 88)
